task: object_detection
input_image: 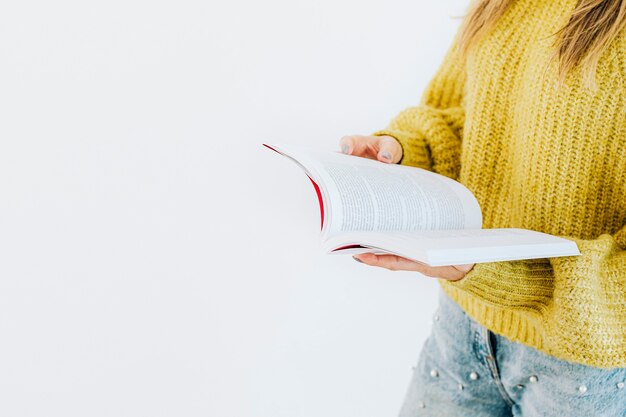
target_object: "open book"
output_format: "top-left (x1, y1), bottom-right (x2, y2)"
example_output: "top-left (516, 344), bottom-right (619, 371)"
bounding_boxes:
top-left (263, 142), bottom-right (580, 267)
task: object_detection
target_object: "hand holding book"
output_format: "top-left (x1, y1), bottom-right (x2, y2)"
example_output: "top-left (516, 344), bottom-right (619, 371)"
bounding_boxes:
top-left (262, 141), bottom-right (580, 267)
top-left (339, 134), bottom-right (403, 164)
top-left (338, 134), bottom-right (473, 280)
top-left (353, 252), bottom-right (475, 281)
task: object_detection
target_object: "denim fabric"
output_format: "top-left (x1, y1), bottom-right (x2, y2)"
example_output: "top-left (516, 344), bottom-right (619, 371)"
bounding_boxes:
top-left (399, 290), bottom-right (626, 417)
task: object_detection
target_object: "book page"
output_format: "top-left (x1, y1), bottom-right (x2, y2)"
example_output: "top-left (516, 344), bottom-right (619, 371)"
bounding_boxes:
top-left (265, 143), bottom-right (482, 238)
top-left (323, 228), bottom-right (581, 267)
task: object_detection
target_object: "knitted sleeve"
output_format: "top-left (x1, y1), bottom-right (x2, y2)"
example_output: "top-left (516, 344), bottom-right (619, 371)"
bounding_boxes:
top-left (441, 226), bottom-right (626, 367)
top-left (370, 39), bottom-right (466, 180)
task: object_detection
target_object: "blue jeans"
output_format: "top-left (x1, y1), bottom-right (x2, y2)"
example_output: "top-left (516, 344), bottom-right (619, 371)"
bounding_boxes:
top-left (399, 290), bottom-right (626, 417)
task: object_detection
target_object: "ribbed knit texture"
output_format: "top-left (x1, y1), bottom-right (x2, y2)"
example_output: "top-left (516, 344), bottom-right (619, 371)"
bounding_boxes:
top-left (372, 0), bottom-right (626, 368)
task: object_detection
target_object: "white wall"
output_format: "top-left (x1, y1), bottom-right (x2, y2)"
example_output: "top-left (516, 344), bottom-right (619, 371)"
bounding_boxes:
top-left (0, 1), bottom-right (467, 416)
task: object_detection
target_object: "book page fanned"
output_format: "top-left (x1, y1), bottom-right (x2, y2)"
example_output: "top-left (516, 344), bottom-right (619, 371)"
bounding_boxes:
top-left (263, 142), bottom-right (581, 267)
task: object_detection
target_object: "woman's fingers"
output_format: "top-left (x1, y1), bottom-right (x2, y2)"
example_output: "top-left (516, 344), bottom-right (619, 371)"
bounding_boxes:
top-left (339, 134), bottom-right (402, 163)
top-left (355, 253), bottom-right (427, 271)
top-left (353, 253), bottom-right (473, 281)
top-left (339, 135), bottom-right (378, 160)
top-left (377, 135), bottom-right (403, 163)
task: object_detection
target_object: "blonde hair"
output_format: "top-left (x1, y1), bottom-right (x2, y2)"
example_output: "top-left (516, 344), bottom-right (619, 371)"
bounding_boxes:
top-left (457, 0), bottom-right (626, 87)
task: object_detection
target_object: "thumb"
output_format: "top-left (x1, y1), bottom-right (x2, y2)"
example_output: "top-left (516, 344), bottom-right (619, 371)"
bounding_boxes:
top-left (376, 135), bottom-right (403, 164)
top-left (453, 263), bottom-right (475, 273)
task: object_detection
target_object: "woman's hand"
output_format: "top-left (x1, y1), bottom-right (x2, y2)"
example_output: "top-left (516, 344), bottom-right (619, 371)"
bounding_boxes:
top-left (341, 134), bottom-right (472, 280)
top-left (339, 134), bottom-right (403, 164)
top-left (352, 253), bottom-right (474, 281)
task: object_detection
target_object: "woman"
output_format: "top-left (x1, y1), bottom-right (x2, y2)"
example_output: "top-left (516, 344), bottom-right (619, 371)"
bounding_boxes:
top-left (340, 0), bottom-right (626, 415)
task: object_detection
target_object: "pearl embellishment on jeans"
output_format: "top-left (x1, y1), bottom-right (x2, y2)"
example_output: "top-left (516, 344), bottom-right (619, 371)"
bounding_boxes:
top-left (430, 369), bottom-right (439, 378)
top-left (516, 384), bottom-right (525, 390)
top-left (529, 375), bottom-right (538, 383)
top-left (418, 401), bottom-right (425, 409)
top-left (578, 385), bottom-right (588, 394)
top-left (458, 384), bottom-right (464, 391)
top-left (617, 382), bottom-right (625, 389)
top-left (469, 372), bottom-right (479, 380)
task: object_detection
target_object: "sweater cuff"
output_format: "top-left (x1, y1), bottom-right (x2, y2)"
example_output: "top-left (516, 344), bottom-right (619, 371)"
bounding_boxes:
top-left (443, 257), bottom-right (554, 304)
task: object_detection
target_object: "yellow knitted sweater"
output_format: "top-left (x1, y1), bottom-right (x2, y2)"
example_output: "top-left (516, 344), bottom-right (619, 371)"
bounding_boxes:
top-left (372, 0), bottom-right (626, 368)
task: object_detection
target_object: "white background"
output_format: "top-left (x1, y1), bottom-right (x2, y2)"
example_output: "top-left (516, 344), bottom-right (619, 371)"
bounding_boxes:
top-left (0, 1), bottom-right (467, 416)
